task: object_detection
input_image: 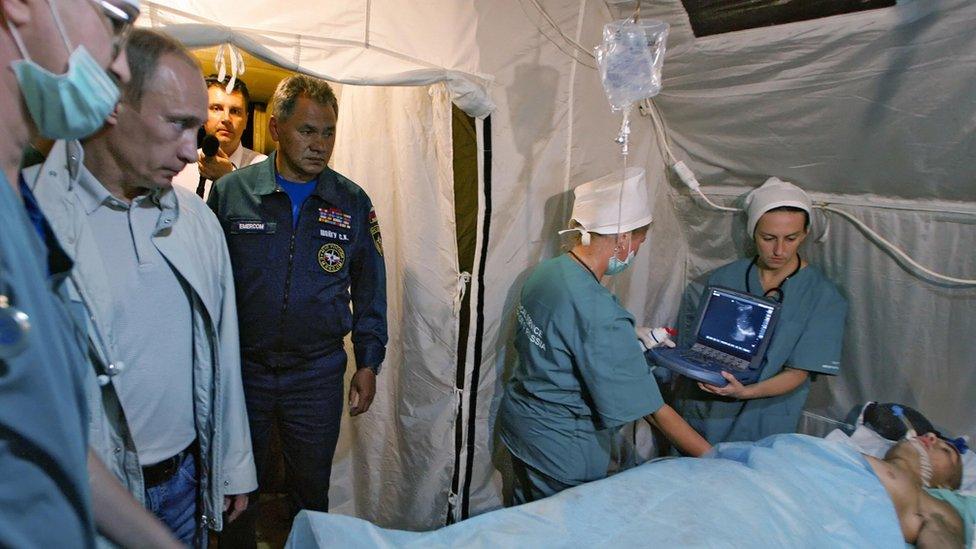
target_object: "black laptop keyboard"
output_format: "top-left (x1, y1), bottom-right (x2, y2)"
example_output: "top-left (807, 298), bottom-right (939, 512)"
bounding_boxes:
top-left (684, 344), bottom-right (749, 371)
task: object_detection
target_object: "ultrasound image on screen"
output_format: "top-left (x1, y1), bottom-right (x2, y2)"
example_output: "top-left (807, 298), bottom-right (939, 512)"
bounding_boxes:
top-left (697, 292), bottom-right (774, 360)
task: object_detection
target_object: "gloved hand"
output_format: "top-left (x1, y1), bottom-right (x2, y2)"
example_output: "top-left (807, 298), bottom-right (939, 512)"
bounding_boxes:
top-left (636, 326), bottom-right (676, 351)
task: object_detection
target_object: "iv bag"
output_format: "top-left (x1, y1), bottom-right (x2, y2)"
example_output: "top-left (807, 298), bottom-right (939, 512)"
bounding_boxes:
top-left (595, 19), bottom-right (670, 111)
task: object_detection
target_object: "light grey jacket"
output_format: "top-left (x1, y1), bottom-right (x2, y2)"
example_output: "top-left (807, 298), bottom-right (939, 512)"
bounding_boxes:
top-left (24, 141), bottom-right (257, 532)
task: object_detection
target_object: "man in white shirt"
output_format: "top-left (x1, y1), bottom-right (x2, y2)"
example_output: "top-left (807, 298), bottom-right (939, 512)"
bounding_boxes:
top-left (172, 76), bottom-right (266, 200)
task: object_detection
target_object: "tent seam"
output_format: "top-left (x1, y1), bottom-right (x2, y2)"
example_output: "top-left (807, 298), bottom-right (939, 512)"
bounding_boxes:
top-left (460, 116), bottom-right (492, 519)
top-left (562, 0), bottom-right (587, 196)
top-left (364, 0), bottom-right (371, 48)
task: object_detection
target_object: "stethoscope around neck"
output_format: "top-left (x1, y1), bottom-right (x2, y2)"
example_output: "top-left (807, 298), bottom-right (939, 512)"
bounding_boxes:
top-left (745, 253), bottom-right (802, 303)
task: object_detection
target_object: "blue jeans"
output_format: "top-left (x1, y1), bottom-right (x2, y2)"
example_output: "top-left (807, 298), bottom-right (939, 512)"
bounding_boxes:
top-left (144, 451), bottom-right (203, 547)
top-left (219, 350), bottom-right (345, 548)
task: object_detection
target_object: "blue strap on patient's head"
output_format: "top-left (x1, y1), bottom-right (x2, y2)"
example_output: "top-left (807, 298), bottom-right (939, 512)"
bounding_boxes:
top-left (886, 404), bottom-right (966, 454)
top-left (941, 435), bottom-right (969, 455)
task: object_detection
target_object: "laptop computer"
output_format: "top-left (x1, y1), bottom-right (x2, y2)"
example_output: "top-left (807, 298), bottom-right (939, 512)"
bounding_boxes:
top-left (648, 286), bottom-right (781, 387)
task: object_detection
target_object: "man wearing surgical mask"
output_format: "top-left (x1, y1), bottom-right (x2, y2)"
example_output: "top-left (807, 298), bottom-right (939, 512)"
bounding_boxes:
top-left (1, 0), bottom-right (180, 547)
top-left (498, 169), bottom-right (710, 504)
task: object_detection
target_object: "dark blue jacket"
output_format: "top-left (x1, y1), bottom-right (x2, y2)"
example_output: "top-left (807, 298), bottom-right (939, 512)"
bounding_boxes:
top-left (208, 153), bottom-right (387, 370)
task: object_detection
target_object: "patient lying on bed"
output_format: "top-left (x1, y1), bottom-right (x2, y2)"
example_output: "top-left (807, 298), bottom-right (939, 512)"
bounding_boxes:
top-left (286, 433), bottom-right (970, 548)
top-left (866, 432), bottom-right (964, 547)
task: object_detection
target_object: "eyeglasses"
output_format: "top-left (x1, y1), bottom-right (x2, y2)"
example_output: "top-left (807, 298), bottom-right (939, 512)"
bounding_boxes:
top-left (89, 0), bottom-right (139, 58)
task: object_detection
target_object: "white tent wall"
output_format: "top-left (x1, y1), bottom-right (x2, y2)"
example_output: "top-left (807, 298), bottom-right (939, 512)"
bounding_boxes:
top-left (642, 0), bottom-right (976, 204)
top-left (800, 204), bottom-right (976, 438)
top-left (326, 84), bottom-right (461, 529)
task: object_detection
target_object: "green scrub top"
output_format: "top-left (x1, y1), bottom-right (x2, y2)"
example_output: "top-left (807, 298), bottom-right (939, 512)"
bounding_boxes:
top-left (673, 258), bottom-right (847, 445)
top-left (499, 254), bottom-right (664, 484)
top-left (0, 171), bottom-right (93, 547)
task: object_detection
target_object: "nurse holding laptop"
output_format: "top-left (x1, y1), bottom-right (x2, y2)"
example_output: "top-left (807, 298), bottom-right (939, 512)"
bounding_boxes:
top-left (673, 178), bottom-right (848, 445)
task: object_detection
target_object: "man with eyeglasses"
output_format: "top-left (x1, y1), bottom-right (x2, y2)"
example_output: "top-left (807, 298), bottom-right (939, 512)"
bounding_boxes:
top-left (172, 76), bottom-right (267, 201)
top-left (25, 28), bottom-right (258, 545)
top-left (1, 0), bottom-right (180, 547)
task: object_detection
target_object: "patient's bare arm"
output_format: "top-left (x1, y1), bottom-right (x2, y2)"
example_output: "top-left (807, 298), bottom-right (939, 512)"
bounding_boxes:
top-left (915, 498), bottom-right (964, 549)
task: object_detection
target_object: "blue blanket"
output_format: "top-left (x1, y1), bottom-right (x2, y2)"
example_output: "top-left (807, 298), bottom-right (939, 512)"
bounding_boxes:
top-left (286, 434), bottom-right (903, 548)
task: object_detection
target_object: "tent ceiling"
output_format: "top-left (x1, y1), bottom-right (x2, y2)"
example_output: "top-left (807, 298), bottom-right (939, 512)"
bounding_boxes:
top-left (139, 1), bottom-right (495, 117)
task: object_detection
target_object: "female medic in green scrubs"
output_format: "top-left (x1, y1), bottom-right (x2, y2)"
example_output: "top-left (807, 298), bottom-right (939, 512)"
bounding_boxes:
top-left (498, 169), bottom-right (711, 505)
top-left (672, 178), bottom-right (848, 445)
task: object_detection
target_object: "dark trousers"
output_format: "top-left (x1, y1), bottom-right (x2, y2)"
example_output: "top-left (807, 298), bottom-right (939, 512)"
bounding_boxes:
top-left (510, 455), bottom-right (575, 505)
top-left (220, 351), bottom-right (345, 548)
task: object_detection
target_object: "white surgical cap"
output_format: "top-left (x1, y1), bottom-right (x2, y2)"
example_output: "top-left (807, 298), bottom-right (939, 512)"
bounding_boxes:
top-left (745, 177), bottom-right (812, 237)
top-left (560, 167), bottom-right (653, 245)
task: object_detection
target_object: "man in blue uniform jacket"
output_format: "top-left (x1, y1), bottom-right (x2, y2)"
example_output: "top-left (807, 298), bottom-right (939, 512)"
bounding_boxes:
top-left (208, 74), bottom-right (387, 546)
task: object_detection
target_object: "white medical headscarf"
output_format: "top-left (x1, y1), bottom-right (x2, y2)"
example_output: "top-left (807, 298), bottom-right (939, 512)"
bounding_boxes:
top-left (560, 167), bottom-right (653, 246)
top-left (745, 177), bottom-right (812, 237)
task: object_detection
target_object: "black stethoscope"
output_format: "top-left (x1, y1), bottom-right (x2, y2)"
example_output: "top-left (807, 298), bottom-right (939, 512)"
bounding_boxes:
top-left (745, 253), bottom-right (802, 303)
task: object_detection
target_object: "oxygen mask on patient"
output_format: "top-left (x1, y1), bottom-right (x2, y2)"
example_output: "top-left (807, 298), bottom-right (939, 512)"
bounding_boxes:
top-left (893, 405), bottom-right (934, 487)
top-left (886, 404), bottom-right (969, 457)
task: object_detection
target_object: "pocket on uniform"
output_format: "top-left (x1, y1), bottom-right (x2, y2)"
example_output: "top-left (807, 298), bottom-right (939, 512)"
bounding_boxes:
top-left (226, 224), bottom-right (276, 276)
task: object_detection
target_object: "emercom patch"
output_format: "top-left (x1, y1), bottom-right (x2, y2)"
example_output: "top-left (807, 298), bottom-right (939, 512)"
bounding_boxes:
top-left (317, 243), bottom-right (345, 273)
top-left (368, 208), bottom-right (383, 256)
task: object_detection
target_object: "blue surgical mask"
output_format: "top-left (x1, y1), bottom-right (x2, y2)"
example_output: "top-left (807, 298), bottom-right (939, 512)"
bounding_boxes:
top-left (6, 0), bottom-right (121, 139)
top-left (605, 247), bottom-right (635, 276)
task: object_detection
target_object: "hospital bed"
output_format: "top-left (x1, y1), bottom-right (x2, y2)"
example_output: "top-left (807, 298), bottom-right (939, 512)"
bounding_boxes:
top-left (285, 434), bottom-right (913, 548)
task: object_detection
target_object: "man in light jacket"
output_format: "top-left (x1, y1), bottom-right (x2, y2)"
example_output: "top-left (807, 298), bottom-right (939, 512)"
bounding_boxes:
top-left (24, 29), bottom-right (256, 544)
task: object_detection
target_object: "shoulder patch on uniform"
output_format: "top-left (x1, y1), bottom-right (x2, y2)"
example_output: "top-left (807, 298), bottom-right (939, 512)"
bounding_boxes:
top-left (368, 207), bottom-right (383, 256)
top-left (317, 243), bottom-right (345, 273)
